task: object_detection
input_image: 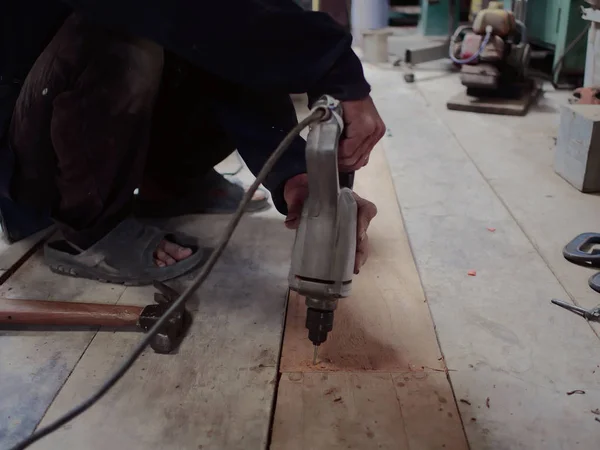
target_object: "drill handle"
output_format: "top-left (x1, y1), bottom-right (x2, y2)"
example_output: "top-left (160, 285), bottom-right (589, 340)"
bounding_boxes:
top-left (305, 96), bottom-right (344, 217)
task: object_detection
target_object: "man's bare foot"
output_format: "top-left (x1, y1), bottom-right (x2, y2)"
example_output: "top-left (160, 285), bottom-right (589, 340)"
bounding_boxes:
top-left (154, 239), bottom-right (193, 267)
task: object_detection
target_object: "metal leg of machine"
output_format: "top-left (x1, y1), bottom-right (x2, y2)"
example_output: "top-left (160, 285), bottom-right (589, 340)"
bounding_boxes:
top-left (395, 0), bottom-right (458, 83)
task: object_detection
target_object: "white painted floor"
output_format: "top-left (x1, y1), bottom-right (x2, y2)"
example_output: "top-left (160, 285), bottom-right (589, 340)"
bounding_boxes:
top-left (366, 63), bottom-right (600, 449)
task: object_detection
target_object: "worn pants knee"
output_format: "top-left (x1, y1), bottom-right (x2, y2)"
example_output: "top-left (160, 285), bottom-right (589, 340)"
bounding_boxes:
top-left (10, 13), bottom-right (163, 247)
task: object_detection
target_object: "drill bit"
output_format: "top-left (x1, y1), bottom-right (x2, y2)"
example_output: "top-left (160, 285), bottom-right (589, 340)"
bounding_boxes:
top-left (312, 345), bottom-right (318, 365)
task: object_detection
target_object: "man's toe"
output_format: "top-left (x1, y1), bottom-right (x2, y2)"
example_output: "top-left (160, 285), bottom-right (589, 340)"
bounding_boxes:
top-left (155, 248), bottom-right (176, 266)
top-left (163, 240), bottom-right (193, 261)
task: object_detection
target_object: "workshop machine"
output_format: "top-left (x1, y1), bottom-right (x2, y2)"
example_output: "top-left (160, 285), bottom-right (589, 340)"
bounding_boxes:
top-left (450, 8), bottom-right (532, 98)
top-left (288, 96), bottom-right (357, 364)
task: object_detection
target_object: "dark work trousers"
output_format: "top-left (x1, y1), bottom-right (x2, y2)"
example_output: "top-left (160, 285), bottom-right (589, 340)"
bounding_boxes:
top-left (9, 13), bottom-right (305, 248)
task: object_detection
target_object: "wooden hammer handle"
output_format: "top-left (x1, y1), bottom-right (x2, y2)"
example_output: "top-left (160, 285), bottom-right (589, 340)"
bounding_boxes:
top-left (0, 298), bottom-right (144, 327)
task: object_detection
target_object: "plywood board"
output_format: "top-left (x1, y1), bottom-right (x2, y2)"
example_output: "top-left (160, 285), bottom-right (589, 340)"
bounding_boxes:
top-left (280, 146), bottom-right (444, 372)
top-left (273, 146), bottom-right (468, 449)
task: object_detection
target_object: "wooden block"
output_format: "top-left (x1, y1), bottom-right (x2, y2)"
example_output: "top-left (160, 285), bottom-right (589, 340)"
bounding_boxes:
top-left (280, 147), bottom-right (443, 373)
top-left (554, 104), bottom-right (600, 192)
top-left (446, 86), bottom-right (540, 116)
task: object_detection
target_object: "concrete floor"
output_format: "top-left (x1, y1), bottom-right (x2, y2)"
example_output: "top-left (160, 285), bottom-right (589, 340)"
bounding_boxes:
top-left (365, 61), bottom-right (600, 449)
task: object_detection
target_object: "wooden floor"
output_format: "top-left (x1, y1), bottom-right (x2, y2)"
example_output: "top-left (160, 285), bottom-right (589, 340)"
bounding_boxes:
top-left (0, 141), bottom-right (467, 448)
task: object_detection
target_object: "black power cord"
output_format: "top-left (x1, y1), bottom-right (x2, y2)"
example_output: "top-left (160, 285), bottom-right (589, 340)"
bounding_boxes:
top-left (9, 107), bottom-right (326, 450)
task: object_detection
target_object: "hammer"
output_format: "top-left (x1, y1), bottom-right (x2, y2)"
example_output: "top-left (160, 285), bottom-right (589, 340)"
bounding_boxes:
top-left (0, 281), bottom-right (190, 354)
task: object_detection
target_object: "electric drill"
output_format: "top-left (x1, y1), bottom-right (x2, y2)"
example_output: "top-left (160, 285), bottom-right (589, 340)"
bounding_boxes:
top-left (288, 95), bottom-right (357, 364)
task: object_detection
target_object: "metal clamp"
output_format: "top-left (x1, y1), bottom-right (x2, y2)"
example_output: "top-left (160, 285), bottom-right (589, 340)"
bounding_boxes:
top-left (563, 232), bottom-right (600, 268)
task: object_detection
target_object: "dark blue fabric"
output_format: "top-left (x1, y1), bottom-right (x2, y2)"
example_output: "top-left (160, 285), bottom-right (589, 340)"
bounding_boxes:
top-left (58, 0), bottom-right (370, 213)
top-left (60, 0), bottom-right (370, 103)
top-left (1, 1), bottom-right (69, 241)
top-left (1, 0), bottom-right (370, 240)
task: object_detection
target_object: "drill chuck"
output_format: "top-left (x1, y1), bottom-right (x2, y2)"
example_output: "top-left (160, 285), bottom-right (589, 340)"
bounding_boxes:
top-left (305, 307), bottom-right (335, 346)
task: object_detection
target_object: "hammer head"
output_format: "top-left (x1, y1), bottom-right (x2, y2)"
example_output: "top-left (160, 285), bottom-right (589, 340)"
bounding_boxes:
top-left (138, 281), bottom-right (191, 354)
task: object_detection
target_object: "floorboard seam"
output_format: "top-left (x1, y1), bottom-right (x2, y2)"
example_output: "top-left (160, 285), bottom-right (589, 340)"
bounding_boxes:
top-left (265, 288), bottom-right (291, 450)
top-left (33, 326), bottom-right (100, 433)
top-left (390, 372), bottom-right (412, 448)
top-left (375, 93), bottom-right (476, 450)
top-left (33, 281), bottom-right (129, 433)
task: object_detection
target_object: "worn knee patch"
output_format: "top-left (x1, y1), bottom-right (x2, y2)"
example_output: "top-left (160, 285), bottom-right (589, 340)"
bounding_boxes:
top-left (120, 39), bottom-right (164, 113)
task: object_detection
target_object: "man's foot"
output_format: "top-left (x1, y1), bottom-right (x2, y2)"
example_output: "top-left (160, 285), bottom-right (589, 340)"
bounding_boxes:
top-left (154, 239), bottom-right (193, 267)
top-left (135, 169), bottom-right (270, 218)
top-left (45, 219), bottom-right (209, 286)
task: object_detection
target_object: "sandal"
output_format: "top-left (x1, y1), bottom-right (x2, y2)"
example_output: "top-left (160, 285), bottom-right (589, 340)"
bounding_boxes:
top-left (134, 169), bottom-right (270, 218)
top-left (44, 218), bottom-right (209, 286)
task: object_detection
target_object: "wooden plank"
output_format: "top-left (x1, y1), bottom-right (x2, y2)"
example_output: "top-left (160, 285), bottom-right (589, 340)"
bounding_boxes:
top-left (446, 86), bottom-right (541, 116)
top-left (393, 372), bottom-right (467, 450)
top-left (32, 208), bottom-right (292, 449)
top-left (280, 146), bottom-right (444, 372)
top-left (271, 372), bottom-right (467, 450)
top-left (272, 147), bottom-right (468, 449)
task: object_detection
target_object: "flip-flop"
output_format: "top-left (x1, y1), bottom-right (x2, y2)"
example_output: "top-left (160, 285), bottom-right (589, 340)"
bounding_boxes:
top-left (44, 218), bottom-right (209, 286)
top-left (134, 169), bottom-right (270, 218)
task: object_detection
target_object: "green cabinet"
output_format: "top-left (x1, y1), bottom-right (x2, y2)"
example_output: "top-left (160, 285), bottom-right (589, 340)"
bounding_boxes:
top-left (418, 0), bottom-right (461, 36)
top-left (526, 0), bottom-right (564, 46)
top-left (526, 0), bottom-right (588, 80)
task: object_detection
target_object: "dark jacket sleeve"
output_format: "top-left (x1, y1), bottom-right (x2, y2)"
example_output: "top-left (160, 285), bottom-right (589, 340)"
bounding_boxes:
top-left (61, 0), bottom-right (370, 102)
top-left (61, 0), bottom-right (370, 213)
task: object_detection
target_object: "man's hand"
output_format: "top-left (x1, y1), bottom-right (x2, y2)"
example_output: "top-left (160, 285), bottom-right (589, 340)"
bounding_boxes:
top-left (339, 96), bottom-right (386, 171)
top-left (284, 174), bottom-right (377, 274)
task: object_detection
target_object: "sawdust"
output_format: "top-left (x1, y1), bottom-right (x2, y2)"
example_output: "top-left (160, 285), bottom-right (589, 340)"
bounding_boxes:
top-left (323, 387), bottom-right (338, 396)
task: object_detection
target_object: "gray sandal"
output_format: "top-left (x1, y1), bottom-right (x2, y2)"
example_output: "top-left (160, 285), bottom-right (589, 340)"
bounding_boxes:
top-left (44, 219), bottom-right (209, 286)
